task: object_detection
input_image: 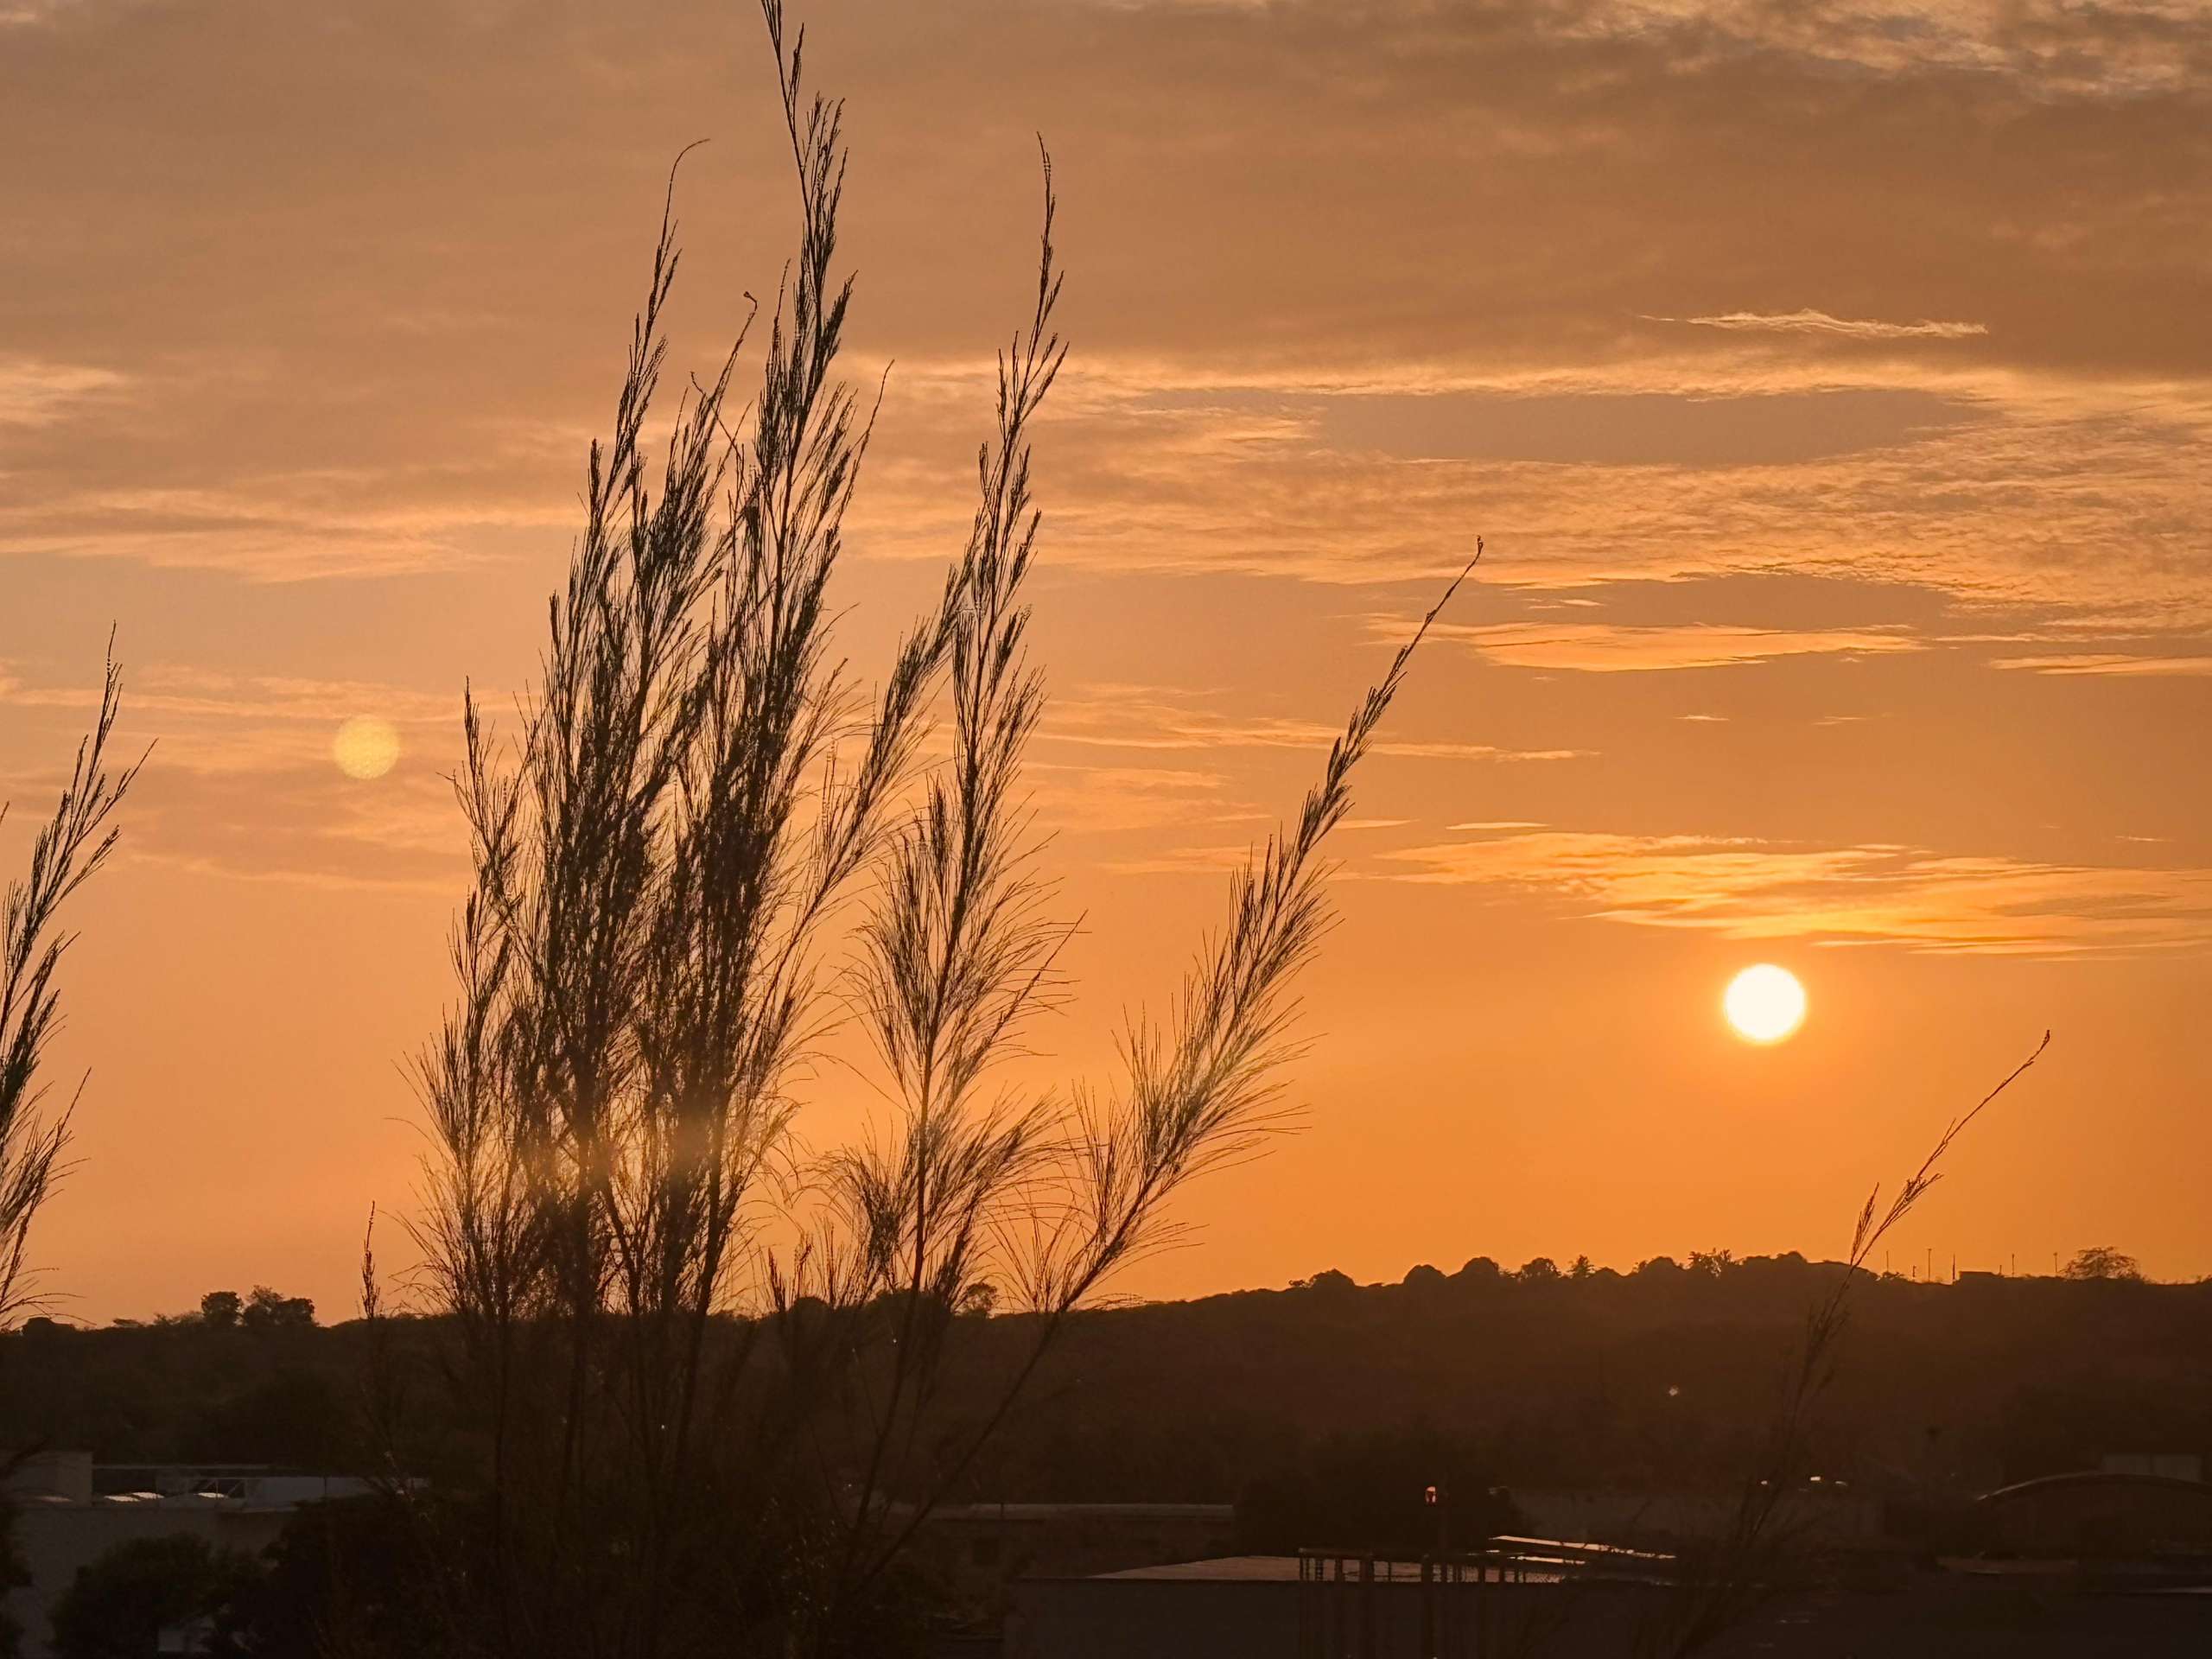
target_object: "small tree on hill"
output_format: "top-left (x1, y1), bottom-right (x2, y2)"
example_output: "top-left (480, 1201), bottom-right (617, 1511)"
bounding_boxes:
top-left (200, 1289), bottom-right (243, 1328)
top-left (2061, 1245), bottom-right (2142, 1282)
top-left (238, 1286), bottom-right (315, 1329)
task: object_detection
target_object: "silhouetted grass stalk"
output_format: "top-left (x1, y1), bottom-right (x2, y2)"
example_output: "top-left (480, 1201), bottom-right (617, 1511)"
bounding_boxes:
top-left (0, 650), bottom-right (143, 1326)
top-left (1643, 1030), bottom-right (2052, 1657)
top-left (401, 6), bottom-right (1471, 1653)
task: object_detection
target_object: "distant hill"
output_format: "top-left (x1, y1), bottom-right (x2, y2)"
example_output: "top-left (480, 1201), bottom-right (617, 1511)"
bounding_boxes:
top-left (7, 1258), bottom-right (2207, 1533)
top-left (947, 1258), bottom-right (2212, 1517)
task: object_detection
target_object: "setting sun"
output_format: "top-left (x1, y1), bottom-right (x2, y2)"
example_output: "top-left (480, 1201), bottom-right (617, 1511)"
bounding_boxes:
top-left (332, 715), bottom-right (401, 780)
top-left (1724, 963), bottom-right (1807, 1045)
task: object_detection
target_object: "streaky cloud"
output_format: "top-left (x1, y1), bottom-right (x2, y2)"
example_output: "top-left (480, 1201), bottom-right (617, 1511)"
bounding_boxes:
top-left (1374, 827), bottom-right (2212, 958)
top-left (1417, 620), bottom-right (1923, 672)
top-left (1650, 309), bottom-right (1989, 340)
top-left (1991, 652), bottom-right (2212, 677)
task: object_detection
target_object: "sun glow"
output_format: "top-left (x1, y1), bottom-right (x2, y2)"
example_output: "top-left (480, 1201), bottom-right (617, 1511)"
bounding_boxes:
top-left (333, 715), bottom-right (401, 780)
top-left (1724, 963), bottom-right (1806, 1045)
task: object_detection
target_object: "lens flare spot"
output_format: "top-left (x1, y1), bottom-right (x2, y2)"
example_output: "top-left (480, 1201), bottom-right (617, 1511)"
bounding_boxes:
top-left (334, 715), bottom-right (401, 780)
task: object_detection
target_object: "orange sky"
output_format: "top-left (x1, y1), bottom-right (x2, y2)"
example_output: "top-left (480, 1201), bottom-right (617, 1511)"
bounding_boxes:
top-left (3, 0), bottom-right (2208, 1322)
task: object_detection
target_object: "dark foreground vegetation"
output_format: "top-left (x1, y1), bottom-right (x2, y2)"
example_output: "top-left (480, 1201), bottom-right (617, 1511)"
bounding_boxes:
top-left (11, 1256), bottom-right (2211, 1652)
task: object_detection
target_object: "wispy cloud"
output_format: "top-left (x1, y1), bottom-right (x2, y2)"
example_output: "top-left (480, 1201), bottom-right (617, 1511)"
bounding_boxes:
top-left (1046, 683), bottom-right (1584, 761)
top-left (1416, 620), bottom-right (1922, 672)
top-left (2, 663), bottom-right (461, 772)
top-left (118, 761), bottom-right (464, 893)
top-left (1374, 827), bottom-right (2212, 957)
top-left (1650, 309), bottom-right (1988, 340)
top-left (1990, 653), bottom-right (2212, 677)
top-left (0, 356), bottom-right (128, 425)
top-left (1021, 760), bottom-right (1261, 836)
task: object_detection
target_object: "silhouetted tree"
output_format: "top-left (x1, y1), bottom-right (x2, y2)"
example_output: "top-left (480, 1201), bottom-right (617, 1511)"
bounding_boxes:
top-left (49, 1534), bottom-right (256, 1659)
top-left (956, 1281), bottom-right (997, 1319)
top-left (2061, 1245), bottom-right (2141, 1281)
top-left (200, 1290), bottom-right (243, 1329)
top-left (230, 1496), bottom-right (431, 1657)
top-left (1516, 1256), bottom-right (1562, 1284)
top-left (238, 1286), bottom-right (315, 1330)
